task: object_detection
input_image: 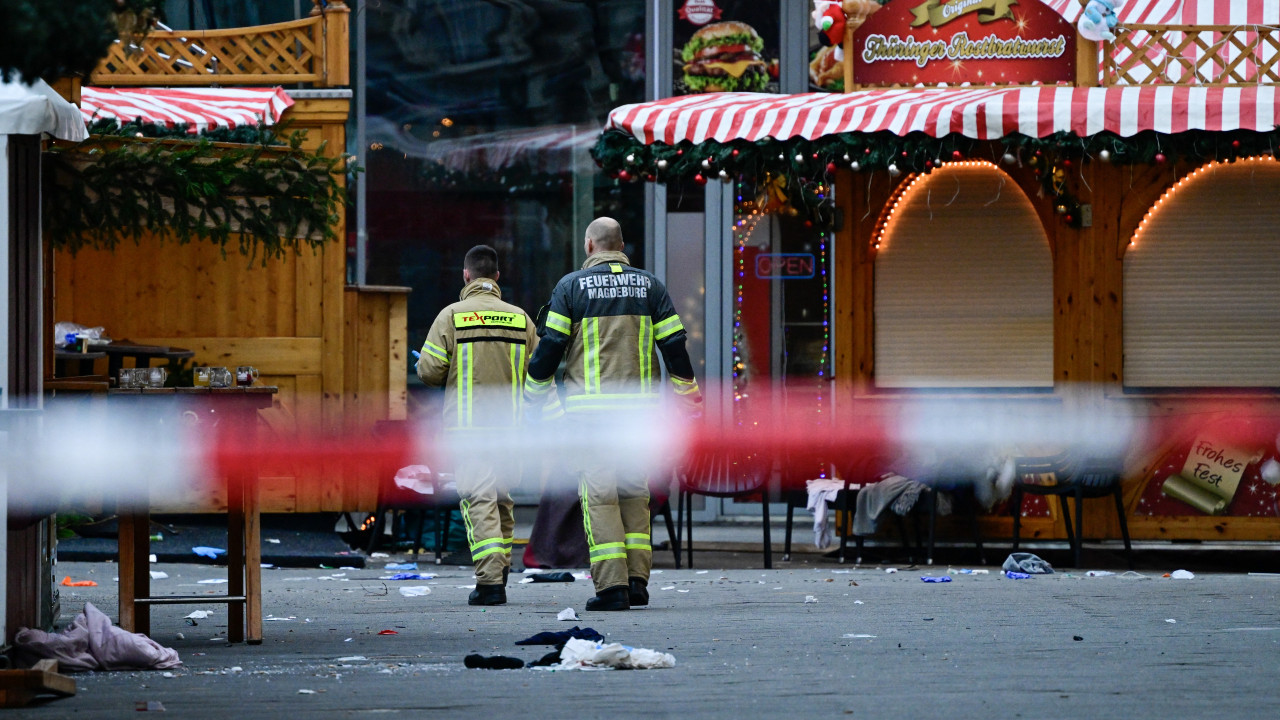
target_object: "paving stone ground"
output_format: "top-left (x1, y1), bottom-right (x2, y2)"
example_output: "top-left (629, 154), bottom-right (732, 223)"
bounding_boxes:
top-left (24, 551), bottom-right (1280, 719)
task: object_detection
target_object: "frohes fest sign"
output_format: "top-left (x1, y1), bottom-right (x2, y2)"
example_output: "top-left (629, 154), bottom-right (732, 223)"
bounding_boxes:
top-left (851, 0), bottom-right (1076, 86)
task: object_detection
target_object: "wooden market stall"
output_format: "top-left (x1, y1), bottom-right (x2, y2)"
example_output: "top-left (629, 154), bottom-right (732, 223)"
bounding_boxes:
top-left (598, 0), bottom-right (1280, 548)
top-left (48, 1), bottom-right (404, 513)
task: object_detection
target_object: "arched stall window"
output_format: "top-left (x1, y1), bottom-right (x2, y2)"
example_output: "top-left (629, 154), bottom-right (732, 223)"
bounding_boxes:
top-left (873, 162), bottom-right (1054, 389)
top-left (1123, 158), bottom-right (1280, 389)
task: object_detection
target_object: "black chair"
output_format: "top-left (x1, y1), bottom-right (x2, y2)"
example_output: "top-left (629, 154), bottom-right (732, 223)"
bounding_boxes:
top-left (677, 451), bottom-right (773, 569)
top-left (918, 479), bottom-right (987, 566)
top-left (781, 453), bottom-right (906, 565)
top-left (1011, 452), bottom-right (1133, 569)
top-left (366, 469), bottom-right (462, 565)
top-left (649, 478), bottom-right (682, 568)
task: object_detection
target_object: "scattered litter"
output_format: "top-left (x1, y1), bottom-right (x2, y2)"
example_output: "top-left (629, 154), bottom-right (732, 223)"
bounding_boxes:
top-left (175, 633), bottom-right (184, 640)
top-left (377, 630), bottom-right (399, 635)
top-left (530, 572), bottom-right (575, 583)
top-left (383, 573), bottom-right (433, 581)
top-left (150, 571), bottom-right (169, 580)
top-left (1119, 571), bottom-right (1149, 580)
top-left (136, 701), bottom-right (166, 711)
top-left (265, 538), bottom-right (281, 544)
top-left (261, 564), bottom-right (274, 569)
top-left (842, 634), bottom-right (876, 638)
top-left (60, 577), bottom-right (97, 587)
top-left (192, 546), bottom-right (226, 559)
top-left (370, 552), bottom-right (390, 559)
top-left (1004, 571), bottom-right (1031, 580)
top-left (571, 572), bottom-right (591, 581)
top-left (197, 579), bottom-right (228, 585)
top-left (298, 689), bottom-right (318, 695)
top-left (696, 571), bottom-right (709, 575)
top-left (384, 562), bottom-right (418, 571)
top-left (660, 586), bottom-right (676, 591)
top-left (921, 576), bottom-right (952, 583)
top-left (804, 596), bottom-right (819, 603)
top-left (264, 616), bottom-right (295, 622)
top-left (516, 627), bottom-right (604, 646)
top-left (184, 611), bottom-right (213, 620)
top-left (951, 568), bottom-right (989, 575)
top-left (1073, 636), bottom-right (1083, 641)
top-left (519, 578), bottom-right (535, 584)
top-left (553, 638), bottom-right (675, 670)
top-left (229, 666), bottom-right (242, 673)
top-left (149, 554), bottom-right (157, 563)
top-left (13, 602), bottom-right (181, 671)
top-left (832, 570), bottom-right (851, 574)
top-left (209, 637), bottom-right (224, 642)
top-left (558, 608), bottom-right (579, 622)
top-left (1170, 569), bottom-right (1195, 579)
top-left (676, 589), bottom-right (690, 593)
top-left (464, 654), bottom-right (524, 670)
top-left (1165, 618), bottom-right (1177, 624)
top-left (853, 600), bottom-right (864, 605)
top-left (1003, 552), bottom-right (1054, 575)
top-left (398, 586), bottom-right (432, 597)
top-left (335, 656), bottom-right (367, 663)
top-left (150, 533), bottom-right (164, 542)
top-left (884, 568), bottom-right (898, 574)
top-left (1086, 570), bottom-right (1116, 577)
top-left (162, 671), bottom-right (176, 678)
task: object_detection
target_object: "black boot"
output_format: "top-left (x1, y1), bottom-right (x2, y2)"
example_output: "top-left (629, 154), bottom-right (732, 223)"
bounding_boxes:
top-left (584, 586), bottom-right (630, 611)
top-left (502, 567), bottom-right (509, 586)
top-left (468, 584), bottom-right (507, 606)
top-left (628, 577), bottom-right (649, 607)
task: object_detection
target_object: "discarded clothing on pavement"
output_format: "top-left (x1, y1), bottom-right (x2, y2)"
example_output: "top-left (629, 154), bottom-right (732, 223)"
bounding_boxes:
top-left (1003, 552), bottom-right (1054, 575)
top-left (13, 602), bottom-right (182, 672)
top-left (515, 626), bottom-right (604, 647)
top-left (553, 638), bottom-right (675, 670)
top-left (529, 571), bottom-right (576, 583)
top-left (464, 654), bottom-right (525, 670)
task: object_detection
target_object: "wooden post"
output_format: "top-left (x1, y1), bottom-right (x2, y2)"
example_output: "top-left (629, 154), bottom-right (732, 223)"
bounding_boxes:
top-left (1076, 37), bottom-right (1100, 87)
top-left (842, 26), bottom-right (855, 92)
top-left (841, 1), bottom-right (882, 92)
top-left (312, 0), bottom-right (350, 87)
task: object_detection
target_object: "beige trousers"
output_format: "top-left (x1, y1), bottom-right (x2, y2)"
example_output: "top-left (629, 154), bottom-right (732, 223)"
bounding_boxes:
top-left (456, 458), bottom-right (514, 585)
top-left (579, 455), bottom-right (651, 593)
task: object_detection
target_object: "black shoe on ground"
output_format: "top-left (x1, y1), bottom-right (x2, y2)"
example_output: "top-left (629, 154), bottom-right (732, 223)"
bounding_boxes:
top-left (628, 577), bottom-right (649, 607)
top-left (468, 584), bottom-right (507, 606)
top-left (584, 586), bottom-right (630, 611)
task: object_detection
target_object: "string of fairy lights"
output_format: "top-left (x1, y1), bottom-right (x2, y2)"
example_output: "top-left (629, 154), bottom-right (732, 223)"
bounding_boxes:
top-left (731, 177), bottom-right (833, 481)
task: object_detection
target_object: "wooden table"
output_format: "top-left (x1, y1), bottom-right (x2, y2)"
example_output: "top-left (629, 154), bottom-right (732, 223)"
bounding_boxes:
top-left (52, 349), bottom-right (106, 378)
top-left (109, 386), bottom-right (275, 645)
top-left (88, 342), bottom-right (196, 380)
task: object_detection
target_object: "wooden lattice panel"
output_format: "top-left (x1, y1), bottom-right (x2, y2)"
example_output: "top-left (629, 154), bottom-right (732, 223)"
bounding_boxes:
top-left (1106, 24), bottom-right (1280, 86)
top-left (92, 16), bottom-right (323, 86)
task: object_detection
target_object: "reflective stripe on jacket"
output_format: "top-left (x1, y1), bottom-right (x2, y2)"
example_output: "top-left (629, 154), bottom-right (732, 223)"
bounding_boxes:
top-left (416, 278), bottom-right (538, 429)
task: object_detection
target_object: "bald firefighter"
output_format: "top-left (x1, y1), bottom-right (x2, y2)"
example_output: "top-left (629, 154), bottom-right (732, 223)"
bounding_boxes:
top-left (417, 245), bottom-right (538, 606)
top-left (524, 217), bottom-right (701, 611)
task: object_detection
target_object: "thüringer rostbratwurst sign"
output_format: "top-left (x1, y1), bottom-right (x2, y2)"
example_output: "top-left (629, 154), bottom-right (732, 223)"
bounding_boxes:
top-left (852, 0), bottom-right (1076, 86)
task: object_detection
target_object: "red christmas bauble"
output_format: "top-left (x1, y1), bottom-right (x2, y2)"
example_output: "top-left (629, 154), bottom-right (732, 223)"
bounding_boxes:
top-left (1154, 152), bottom-right (1167, 164)
top-left (731, 149), bottom-right (740, 157)
top-left (825, 162), bottom-right (837, 174)
top-left (617, 170), bottom-right (631, 182)
top-left (1232, 140), bottom-right (1241, 149)
top-left (925, 160), bottom-right (934, 169)
top-left (1063, 159), bottom-right (1073, 168)
top-left (951, 150), bottom-right (963, 160)
top-left (693, 173), bottom-right (707, 185)
top-left (864, 147), bottom-right (872, 155)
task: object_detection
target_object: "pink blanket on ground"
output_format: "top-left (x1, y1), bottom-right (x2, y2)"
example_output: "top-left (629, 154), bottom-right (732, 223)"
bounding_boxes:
top-left (14, 602), bottom-right (182, 672)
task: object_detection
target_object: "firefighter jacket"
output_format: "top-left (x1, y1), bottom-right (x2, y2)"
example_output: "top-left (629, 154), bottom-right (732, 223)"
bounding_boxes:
top-left (417, 278), bottom-right (539, 429)
top-left (525, 250), bottom-right (701, 413)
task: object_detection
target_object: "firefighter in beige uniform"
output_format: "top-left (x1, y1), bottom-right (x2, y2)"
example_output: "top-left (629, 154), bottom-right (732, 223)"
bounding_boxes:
top-left (417, 245), bottom-right (541, 606)
top-left (524, 218), bottom-right (701, 611)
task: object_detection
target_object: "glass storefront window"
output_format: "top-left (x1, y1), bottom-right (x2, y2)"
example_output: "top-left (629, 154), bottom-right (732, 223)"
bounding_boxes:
top-left (361, 0), bottom-right (648, 374)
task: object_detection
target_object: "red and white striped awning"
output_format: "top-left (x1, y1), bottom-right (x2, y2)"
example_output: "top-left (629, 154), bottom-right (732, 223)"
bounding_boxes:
top-left (605, 86), bottom-right (1280, 145)
top-left (80, 87), bottom-right (294, 132)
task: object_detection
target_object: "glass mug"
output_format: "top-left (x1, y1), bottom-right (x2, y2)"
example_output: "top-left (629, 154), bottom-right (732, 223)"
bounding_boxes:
top-left (235, 366), bottom-right (260, 387)
top-left (208, 367), bottom-right (234, 388)
top-left (145, 367), bottom-right (167, 388)
top-left (194, 367), bottom-right (212, 387)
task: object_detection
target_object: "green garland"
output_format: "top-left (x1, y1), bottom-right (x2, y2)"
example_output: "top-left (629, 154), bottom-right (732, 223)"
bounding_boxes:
top-left (86, 117), bottom-right (288, 146)
top-left (44, 131), bottom-right (348, 263)
top-left (592, 127), bottom-right (1280, 229)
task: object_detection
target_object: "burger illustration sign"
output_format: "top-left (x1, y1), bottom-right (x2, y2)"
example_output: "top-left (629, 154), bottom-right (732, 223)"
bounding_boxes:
top-left (851, 0), bottom-right (1076, 86)
top-left (674, 1), bottom-right (780, 95)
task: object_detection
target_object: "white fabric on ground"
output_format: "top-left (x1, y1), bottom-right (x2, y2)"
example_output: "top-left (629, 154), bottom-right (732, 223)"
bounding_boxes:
top-left (556, 638), bottom-right (675, 670)
top-left (805, 479), bottom-right (846, 549)
top-left (14, 602), bottom-right (182, 671)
